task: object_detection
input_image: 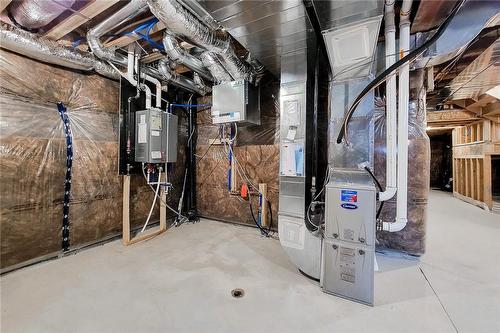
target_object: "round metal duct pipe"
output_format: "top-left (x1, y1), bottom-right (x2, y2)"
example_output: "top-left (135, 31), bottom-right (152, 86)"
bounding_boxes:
top-left (8, 0), bottom-right (76, 30)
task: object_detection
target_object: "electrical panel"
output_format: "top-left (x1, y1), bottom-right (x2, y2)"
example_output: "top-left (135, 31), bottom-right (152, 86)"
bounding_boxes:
top-left (135, 109), bottom-right (178, 163)
top-left (211, 80), bottom-right (260, 124)
top-left (321, 176), bottom-right (376, 305)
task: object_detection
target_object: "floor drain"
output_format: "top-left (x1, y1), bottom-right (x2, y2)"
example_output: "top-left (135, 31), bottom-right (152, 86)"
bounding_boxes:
top-left (231, 288), bottom-right (245, 298)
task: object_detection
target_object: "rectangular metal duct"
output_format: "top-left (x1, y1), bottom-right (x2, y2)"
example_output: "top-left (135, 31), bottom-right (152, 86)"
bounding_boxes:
top-left (446, 37), bottom-right (500, 101)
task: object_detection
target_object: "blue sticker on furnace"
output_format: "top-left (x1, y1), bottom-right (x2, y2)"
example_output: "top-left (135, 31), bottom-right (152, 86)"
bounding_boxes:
top-left (341, 190), bottom-right (358, 203)
top-left (341, 190), bottom-right (358, 209)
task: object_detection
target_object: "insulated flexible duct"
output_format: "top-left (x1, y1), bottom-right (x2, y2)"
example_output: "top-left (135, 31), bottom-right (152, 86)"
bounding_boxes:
top-left (86, 0), bottom-right (209, 95)
top-left (200, 51), bottom-right (233, 83)
top-left (147, 0), bottom-right (257, 82)
top-left (0, 22), bottom-right (119, 79)
top-left (87, 0), bottom-right (149, 67)
top-left (157, 58), bottom-right (211, 95)
top-left (163, 33), bottom-right (213, 81)
top-left (9, 0), bottom-right (75, 30)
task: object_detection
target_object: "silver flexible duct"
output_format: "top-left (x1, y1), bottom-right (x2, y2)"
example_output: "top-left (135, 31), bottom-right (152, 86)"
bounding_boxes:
top-left (86, 0), bottom-right (204, 94)
top-left (157, 58), bottom-right (210, 95)
top-left (8, 0), bottom-right (75, 30)
top-left (200, 51), bottom-right (232, 83)
top-left (87, 0), bottom-right (149, 67)
top-left (163, 33), bottom-right (213, 81)
top-left (147, 0), bottom-right (257, 82)
top-left (0, 22), bottom-right (119, 79)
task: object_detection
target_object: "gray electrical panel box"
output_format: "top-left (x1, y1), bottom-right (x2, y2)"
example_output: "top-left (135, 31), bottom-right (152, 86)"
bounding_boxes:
top-left (211, 80), bottom-right (260, 125)
top-left (321, 170), bottom-right (376, 305)
top-left (135, 109), bottom-right (178, 163)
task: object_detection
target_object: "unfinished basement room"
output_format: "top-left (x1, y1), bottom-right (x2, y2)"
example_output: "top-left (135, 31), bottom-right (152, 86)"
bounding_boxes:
top-left (0, 0), bottom-right (499, 332)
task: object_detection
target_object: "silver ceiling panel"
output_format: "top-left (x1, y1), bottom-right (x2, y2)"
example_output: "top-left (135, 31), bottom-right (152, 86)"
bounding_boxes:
top-left (446, 37), bottom-right (500, 101)
top-left (199, 0), bottom-right (312, 76)
top-left (311, 0), bottom-right (383, 32)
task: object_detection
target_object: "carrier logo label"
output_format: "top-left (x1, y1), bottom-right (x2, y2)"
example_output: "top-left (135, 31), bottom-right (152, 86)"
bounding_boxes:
top-left (341, 190), bottom-right (358, 202)
top-left (341, 203), bottom-right (358, 210)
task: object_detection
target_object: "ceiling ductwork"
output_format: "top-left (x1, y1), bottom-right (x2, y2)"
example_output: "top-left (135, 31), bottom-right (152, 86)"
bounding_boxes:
top-left (162, 33), bottom-right (213, 81)
top-left (0, 22), bottom-right (119, 79)
top-left (8, 0), bottom-right (75, 30)
top-left (147, 0), bottom-right (259, 82)
top-left (87, 0), bottom-right (149, 67)
top-left (200, 51), bottom-right (233, 83)
top-left (156, 58), bottom-right (211, 95)
top-left (86, 0), bottom-right (208, 95)
top-left (413, 0), bottom-right (500, 69)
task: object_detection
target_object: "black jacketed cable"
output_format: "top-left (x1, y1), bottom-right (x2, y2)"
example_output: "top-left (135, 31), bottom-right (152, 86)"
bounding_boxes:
top-left (248, 195), bottom-right (271, 237)
top-left (364, 166), bottom-right (385, 219)
top-left (336, 0), bottom-right (466, 144)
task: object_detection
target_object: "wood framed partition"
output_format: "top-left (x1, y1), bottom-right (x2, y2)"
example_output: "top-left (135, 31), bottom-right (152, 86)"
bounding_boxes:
top-left (452, 120), bottom-right (500, 210)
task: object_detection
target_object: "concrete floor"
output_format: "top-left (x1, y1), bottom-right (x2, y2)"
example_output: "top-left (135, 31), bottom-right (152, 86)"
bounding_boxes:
top-left (1, 190), bottom-right (499, 333)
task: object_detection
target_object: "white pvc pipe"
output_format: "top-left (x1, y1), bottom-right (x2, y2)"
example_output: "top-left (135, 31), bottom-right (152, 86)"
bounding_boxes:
top-left (142, 168), bottom-right (161, 233)
top-left (379, 0), bottom-right (397, 202)
top-left (383, 0), bottom-right (412, 232)
top-left (144, 74), bottom-right (162, 109)
top-left (133, 49), bottom-right (152, 110)
top-left (127, 45), bottom-right (152, 109)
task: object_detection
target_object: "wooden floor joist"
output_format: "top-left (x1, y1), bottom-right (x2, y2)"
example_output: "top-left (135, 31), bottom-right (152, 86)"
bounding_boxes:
top-left (0, 0), bottom-right (11, 13)
top-left (44, 0), bottom-right (120, 40)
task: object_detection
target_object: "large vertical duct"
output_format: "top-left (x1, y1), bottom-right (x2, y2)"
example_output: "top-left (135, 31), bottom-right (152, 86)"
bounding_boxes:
top-left (278, 48), bottom-right (322, 279)
top-left (8, 0), bottom-right (75, 30)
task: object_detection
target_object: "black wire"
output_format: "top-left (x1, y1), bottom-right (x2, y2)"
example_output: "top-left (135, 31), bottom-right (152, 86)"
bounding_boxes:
top-left (363, 166), bottom-right (385, 219)
top-left (266, 199), bottom-right (272, 234)
top-left (248, 195), bottom-right (271, 237)
top-left (335, 0), bottom-right (466, 144)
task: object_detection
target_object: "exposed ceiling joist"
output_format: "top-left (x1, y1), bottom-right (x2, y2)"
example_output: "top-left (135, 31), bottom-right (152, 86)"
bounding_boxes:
top-left (0, 0), bottom-right (12, 13)
top-left (427, 109), bottom-right (481, 127)
top-left (44, 0), bottom-right (120, 41)
top-left (105, 22), bottom-right (166, 49)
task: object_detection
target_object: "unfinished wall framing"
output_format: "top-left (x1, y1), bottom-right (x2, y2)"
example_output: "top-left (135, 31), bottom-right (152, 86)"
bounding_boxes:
top-left (452, 120), bottom-right (500, 210)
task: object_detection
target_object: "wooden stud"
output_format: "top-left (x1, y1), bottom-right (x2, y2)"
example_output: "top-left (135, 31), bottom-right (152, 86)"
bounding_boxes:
top-left (45, 0), bottom-right (120, 40)
top-left (159, 168), bottom-right (167, 232)
top-left (465, 158), bottom-right (470, 197)
top-left (453, 158), bottom-right (457, 194)
top-left (483, 155), bottom-right (493, 210)
top-left (259, 183), bottom-right (268, 228)
top-left (0, 0), bottom-right (12, 13)
top-left (475, 159), bottom-right (481, 201)
top-left (470, 159), bottom-right (476, 200)
top-left (122, 175), bottom-right (131, 245)
top-left (123, 171), bottom-right (167, 246)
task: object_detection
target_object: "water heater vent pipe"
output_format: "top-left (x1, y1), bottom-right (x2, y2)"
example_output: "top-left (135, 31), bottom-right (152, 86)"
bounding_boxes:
top-left (382, 0), bottom-right (412, 232)
top-left (379, 0), bottom-right (397, 202)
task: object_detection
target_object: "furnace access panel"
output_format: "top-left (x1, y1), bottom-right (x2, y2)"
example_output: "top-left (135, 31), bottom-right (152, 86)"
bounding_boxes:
top-left (322, 178), bottom-right (376, 305)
